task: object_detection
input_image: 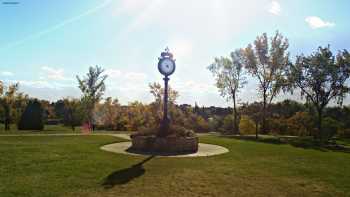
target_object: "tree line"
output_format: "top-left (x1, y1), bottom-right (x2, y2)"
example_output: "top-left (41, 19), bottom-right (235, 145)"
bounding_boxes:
top-left (208, 31), bottom-right (350, 141)
top-left (1, 31), bottom-right (349, 142)
top-left (0, 68), bottom-right (212, 133)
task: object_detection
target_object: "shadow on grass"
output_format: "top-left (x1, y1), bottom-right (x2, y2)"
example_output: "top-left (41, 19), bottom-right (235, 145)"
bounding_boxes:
top-left (102, 155), bottom-right (155, 189)
top-left (220, 135), bottom-right (350, 153)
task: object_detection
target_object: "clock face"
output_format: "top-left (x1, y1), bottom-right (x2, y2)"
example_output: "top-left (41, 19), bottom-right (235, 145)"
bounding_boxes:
top-left (158, 58), bottom-right (175, 76)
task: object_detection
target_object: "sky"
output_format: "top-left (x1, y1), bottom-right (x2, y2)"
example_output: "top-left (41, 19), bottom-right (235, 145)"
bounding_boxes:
top-left (0, 0), bottom-right (350, 106)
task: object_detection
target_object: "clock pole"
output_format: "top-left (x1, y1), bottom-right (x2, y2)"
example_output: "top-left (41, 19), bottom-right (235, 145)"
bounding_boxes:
top-left (157, 47), bottom-right (175, 137)
top-left (160, 75), bottom-right (170, 137)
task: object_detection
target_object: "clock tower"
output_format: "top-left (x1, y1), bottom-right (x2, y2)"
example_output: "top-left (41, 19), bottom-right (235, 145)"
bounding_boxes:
top-left (157, 47), bottom-right (176, 137)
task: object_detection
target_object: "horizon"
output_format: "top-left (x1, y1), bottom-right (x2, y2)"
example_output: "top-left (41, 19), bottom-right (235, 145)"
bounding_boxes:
top-left (1, 0), bottom-right (350, 106)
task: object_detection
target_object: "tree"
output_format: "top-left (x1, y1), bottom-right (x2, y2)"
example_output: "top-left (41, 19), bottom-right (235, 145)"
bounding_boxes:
top-left (149, 82), bottom-right (179, 124)
top-left (222, 114), bottom-right (235, 133)
top-left (76, 65), bottom-right (108, 131)
top-left (288, 46), bottom-right (350, 140)
top-left (0, 82), bottom-right (19, 130)
top-left (208, 49), bottom-right (247, 134)
top-left (12, 92), bottom-right (29, 126)
top-left (287, 112), bottom-right (313, 136)
top-left (100, 97), bottom-right (120, 130)
top-left (149, 82), bottom-right (179, 104)
top-left (270, 99), bottom-right (305, 119)
top-left (241, 102), bottom-right (263, 139)
top-left (239, 115), bottom-right (256, 135)
top-left (63, 98), bottom-right (83, 131)
top-left (208, 116), bottom-right (222, 132)
top-left (54, 100), bottom-right (65, 119)
top-left (242, 31), bottom-right (290, 134)
top-left (125, 101), bottom-right (153, 131)
top-left (0, 81), bottom-right (2, 95)
top-left (18, 99), bottom-right (44, 130)
top-left (241, 102), bottom-right (262, 139)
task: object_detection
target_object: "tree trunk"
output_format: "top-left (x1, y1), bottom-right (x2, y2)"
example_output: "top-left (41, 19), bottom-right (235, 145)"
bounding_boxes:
top-left (4, 106), bottom-right (10, 131)
top-left (88, 105), bottom-right (94, 132)
top-left (232, 93), bottom-right (239, 135)
top-left (255, 122), bottom-right (259, 139)
top-left (316, 107), bottom-right (323, 141)
top-left (5, 118), bottom-right (10, 130)
top-left (261, 90), bottom-right (267, 134)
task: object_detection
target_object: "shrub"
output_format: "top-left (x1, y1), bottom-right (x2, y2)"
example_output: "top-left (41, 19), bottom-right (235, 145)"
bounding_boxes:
top-left (267, 117), bottom-right (288, 135)
top-left (239, 115), bottom-right (256, 135)
top-left (339, 128), bottom-right (350, 138)
top-left (208, 116), bottom-right (221, 132)
top-left (321, 117), bottom-right (342, 140)
top-left (132, 125), bottom-right (196, 138)
top-left (132, 126), bottom-right (158, 137)
top-left (18, 99), bottom-right (44, 130)
top-left (170, 125), bottom-right (196, 137)
top-left (193, 116), bottom-right (210, 133)
top-left (286, 112), bottom-right (313, 136)
top-left (222, 115), bottom-right (234, 133)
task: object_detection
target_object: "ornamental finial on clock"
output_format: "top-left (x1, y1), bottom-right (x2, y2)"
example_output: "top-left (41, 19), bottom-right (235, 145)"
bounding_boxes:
top-left (161, 47), bottom-right (173, 59)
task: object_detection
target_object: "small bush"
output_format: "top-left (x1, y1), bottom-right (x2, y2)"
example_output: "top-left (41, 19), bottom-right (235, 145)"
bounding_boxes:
top-left (338, 128), bottom-right (350, 138)
top-left (131, 126), bottom-right (158, 137)
top-left (239, 115), bottom-right (256, 135)
top-left (132, 125), bottom-right (196, 138)
top-left (170, 125), bottom-right (196, 137)
top-left (267, 118), bottom-right (288, 135)
top-left (222, 115), bottom-right (234, 133)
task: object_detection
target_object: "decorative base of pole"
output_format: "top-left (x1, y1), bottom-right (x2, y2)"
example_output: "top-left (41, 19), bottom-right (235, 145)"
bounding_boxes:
top-left (157, 118), bottom-right (171, 137)
top-left (130, 135), bottom-right (199, 154)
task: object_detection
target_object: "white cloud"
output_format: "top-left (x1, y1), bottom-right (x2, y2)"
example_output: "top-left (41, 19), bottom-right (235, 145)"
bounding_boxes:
top-left (106, 69), bottom-right (146, 81)
top-left (1, 71), bottom-right (14, 76)
top-left (173, 80), bottom-right (216, 94)
top-left (41, 66), bottom-right (67, 80)
top-left (8, 79), bottom-right (73, 90)
top-left (105, 69), bottom-right (122, 78)
top-left (104, 69), bottom-right (150, 103)
top-left (117, 1), bottom-right (264, 43)
top-left (125, 72), bottom-right (147, 81)
top-left (268, 1), bottom-right (281, 15)
top-left (305, 16), bottom-right (335, 29)
top-left (167, 39), bottom-right (193, 60)
top-left (105, 69), bottom-right (148, 94)
top-left (9, 79), bottom-right (53, 89)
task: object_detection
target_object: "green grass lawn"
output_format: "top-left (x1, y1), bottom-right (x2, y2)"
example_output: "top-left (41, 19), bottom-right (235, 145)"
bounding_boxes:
top-left (0, 124), bottom-right (127, 135)
top-left (0, 124), bottom-right (81, 134)
top-left (0, 135), bottom-right (350, 197)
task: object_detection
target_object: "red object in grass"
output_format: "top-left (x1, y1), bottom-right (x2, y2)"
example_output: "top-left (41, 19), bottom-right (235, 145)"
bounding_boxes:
top-left (82, 123), bottom-right (92, 135)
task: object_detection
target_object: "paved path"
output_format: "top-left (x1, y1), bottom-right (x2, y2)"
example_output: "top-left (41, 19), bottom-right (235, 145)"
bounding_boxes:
top-left (101, 142), bottom-right (229, 157)
top-left (0, 133), bottom-right (131, 140)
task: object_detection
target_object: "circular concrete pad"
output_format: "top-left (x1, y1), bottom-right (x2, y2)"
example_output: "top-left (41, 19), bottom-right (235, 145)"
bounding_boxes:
top-left (101, 142), bottom-right (229, 157)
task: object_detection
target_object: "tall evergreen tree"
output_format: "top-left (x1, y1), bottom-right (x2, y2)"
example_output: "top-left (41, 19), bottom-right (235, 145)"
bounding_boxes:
top-left (18, 99), bottom-right (44, 130)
